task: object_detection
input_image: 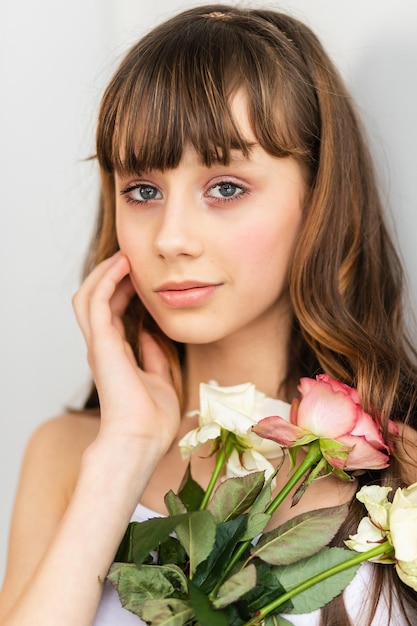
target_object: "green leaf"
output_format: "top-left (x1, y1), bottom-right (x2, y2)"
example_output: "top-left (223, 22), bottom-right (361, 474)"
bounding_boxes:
top-left (115, 516), bottom-right (188, 565)
top-left (165, 490), bottom-right (187, 516)
top-left (177, 463), bottom-right (205, 511)
top-left (114, 522), bottom-right (137, 563)
top-left (158, 536), bottom-right (188, 567)
top-left (212, 564), bottom-right (257, 608)
top-left (240, 512), bottom-right (271, 542)
top-left (107, 563), bottom-right (188, 617)
top-left (273, 546), bottom-right (359, 614)
top-left (192, 516), bottom-right (248, 594)
top-left (207, 472), bottom-right (265, 523)
top-left (175, 510), bottom-right (217, 576)
top-left (188, 580), bottom-right (229, 626)
top-left (248, 476), bottom-right (272, 516)
top-left (141, 598), bottom-right (195, 625)
top-left (287, 446), bottom-right (299, 470)
top-left (251, 504), bottom-right (348, 565)
top-left (239, 560), bottom-right (290, 614)
top-left (239, 475), bottom-right (273, 541)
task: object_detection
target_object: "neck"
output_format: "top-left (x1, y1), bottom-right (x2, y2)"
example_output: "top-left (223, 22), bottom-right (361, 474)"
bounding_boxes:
top-left (183, 318), bottom-right (292, 413)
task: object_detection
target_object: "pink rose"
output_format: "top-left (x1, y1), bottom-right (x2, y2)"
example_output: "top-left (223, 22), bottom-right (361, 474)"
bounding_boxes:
top-left (253, 374), bottom-right (397, 472)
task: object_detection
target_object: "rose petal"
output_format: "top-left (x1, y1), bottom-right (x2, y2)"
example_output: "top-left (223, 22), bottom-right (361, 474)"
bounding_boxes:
top-left (296, 383), bottom-right (358, 438)
top-left (345, 517), bottom-right (388, 562)
top-left (225, 449), bottom-right (276, 483)
top-left (388, 420), bottom-right (400, 437)
top-left (356, 485), bottom-right (392, 529)
top-left (390, 485), bottom-right (417, 561)
top-left (178, 423), bottom-right (221, 458)
top-left (253, 415), bottom-right (306, 447)
top-left (350, 411), bottom-right (388, 451)
top-left (395, 561), bottom-right (417, 591)
top-left (318, 374), bottom-right (361, 405)
top-left (199, 381), bottom-right (255, 421)
top-left (208, 399), bottom-right (254, 435)
top-left (254, 394), bottom-right (291, 423)
top-left (297, 377), bottom-right (318, 396)
top-left (337, 434), bottom-right (390, 470)
top-left (247, 429), bottom-right (284, 460)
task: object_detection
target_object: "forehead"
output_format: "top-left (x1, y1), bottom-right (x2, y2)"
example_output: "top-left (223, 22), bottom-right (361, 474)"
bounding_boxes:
top-left (111, 87), bottom-right (261, 176)
top-left (96, 18), bottom-right (311, 177)
top-left (229, 91), bottom-right (256, 142)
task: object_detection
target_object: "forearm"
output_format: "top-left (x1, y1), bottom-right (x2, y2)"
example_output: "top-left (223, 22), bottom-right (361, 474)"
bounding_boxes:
top-left (2, 435), bottom-right (159, 626)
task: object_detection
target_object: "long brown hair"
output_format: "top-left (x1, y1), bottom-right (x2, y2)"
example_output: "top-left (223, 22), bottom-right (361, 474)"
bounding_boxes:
top-left (84, 5), bottom-right (417, 622)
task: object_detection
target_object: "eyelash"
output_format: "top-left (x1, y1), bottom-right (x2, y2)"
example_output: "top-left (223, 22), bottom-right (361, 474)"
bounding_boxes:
top-left (207, 181), bottom-right (247, 204)
top-left (119, 180), bottom-right (249, 206)
top-left (119, 184), bottom-right (160, 206)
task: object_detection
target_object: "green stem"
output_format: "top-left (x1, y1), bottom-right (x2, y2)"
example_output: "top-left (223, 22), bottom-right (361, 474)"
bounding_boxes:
top-left (242, 542), bottom-right (394, 625)
top-left (264, 441), bottom-right (322, 516)
top-left (210, 441), bottom-right (323, 597)
top-left (199, 438), bottom-right (234, 510)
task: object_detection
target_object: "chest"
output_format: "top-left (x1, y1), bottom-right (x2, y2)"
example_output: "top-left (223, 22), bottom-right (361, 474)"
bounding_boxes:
top-left (139, 434), bottom-right (357, 525)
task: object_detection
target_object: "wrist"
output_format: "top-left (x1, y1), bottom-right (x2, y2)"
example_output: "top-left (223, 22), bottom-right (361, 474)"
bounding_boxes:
top-left (80, 433), bottom-right (163, 508)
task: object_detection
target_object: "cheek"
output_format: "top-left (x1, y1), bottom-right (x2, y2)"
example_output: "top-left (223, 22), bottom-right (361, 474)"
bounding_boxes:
top-left (116, 222), bottom-right (151, 291)
top-left (229, 219), bottom-right (300, 273)
top-left (117, 214), bottom-right (147, 263)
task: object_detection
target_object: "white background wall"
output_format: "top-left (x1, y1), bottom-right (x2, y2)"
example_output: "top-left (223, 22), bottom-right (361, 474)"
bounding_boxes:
top-left (1, 0), bottom-right (416, 584)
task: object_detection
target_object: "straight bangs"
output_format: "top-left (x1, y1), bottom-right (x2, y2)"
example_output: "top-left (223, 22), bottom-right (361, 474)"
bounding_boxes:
top-left (96, 6), bottom-right (319, 176)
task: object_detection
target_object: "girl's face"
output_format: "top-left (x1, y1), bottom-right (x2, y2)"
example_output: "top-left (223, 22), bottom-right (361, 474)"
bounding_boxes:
top-left (115, 97), bottom-right (305, 347)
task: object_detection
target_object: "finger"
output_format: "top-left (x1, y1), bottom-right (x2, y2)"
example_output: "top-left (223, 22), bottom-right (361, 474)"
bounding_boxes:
top-left (74, 251), bottom-right (123, 306)
top-left (87, 254), bottom-right (131, 334)
top-left (140, 332), bottom-right (173, 384)
top-left (73, 252), bottom-right (129, 341)
top-left (110, 274), bottom-right (136, 320)
top-left (72, 252), bottom-right (122, 332)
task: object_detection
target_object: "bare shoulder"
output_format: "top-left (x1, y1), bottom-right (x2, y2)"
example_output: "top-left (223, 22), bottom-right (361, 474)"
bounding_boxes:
top-left (0, 412), bottom-right (100, 613)
top-left (14, 409), bottom-right (100, 525)
top-left (27, 411), bottom-right (100, 463)
top-left (23, 412), bottom-right (100, 493)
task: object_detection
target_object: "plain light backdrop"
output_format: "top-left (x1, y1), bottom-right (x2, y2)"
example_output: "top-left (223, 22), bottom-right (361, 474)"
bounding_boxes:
top-left (1, 0), bottom-right (416, 584)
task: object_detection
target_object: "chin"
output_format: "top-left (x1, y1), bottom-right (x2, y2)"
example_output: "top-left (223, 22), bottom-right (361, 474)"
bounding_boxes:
top-left (154, 318), bottom-right (225, 345)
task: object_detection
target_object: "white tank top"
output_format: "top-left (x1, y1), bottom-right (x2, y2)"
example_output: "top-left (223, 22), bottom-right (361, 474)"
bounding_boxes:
top-left (92, 503), bottom-right (408, 626)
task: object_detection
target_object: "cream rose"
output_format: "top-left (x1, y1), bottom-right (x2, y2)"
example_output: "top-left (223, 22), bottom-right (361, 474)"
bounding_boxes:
top-left (346, 483), bottom-right (417, 591)
top-left (179, 381), bottom-right (289, 481)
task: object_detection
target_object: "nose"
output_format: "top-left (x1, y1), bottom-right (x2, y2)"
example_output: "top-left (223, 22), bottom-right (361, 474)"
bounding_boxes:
top-left (153, 195), bottom-right (204, 260)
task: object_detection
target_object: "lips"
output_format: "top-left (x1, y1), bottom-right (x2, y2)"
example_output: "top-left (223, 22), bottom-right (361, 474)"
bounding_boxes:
top-left (155, 281), bottom-right (222, 307)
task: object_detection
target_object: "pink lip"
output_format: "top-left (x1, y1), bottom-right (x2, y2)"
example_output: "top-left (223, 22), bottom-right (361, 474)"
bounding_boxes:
top-left (155, 281), bottom-right (221, 307)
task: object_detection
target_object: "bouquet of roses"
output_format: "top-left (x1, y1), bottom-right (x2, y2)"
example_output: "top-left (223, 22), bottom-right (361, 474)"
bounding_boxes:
top-left (108, 375), bottom-right (417, 625)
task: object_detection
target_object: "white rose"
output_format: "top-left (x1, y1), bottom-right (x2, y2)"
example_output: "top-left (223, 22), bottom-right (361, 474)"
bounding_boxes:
top-left (395, 559), bottom-right (417, 591)
top-left (178, 381), bottom-right (289, 481)
top-left (348, 483), bottom-right (417, 591)
top-left (389, 483), bottom-right (417, 561)
top-left (356, 485), bottom-right (392, 530)
top-left (345, 517), bottom-right (393, 563)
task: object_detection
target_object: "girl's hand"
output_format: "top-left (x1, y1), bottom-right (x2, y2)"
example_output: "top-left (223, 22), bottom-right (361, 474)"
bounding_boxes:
top-left (72, 252), bottom-right (180, 457)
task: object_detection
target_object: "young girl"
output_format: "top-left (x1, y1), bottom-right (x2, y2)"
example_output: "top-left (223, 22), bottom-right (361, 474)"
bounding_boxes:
top-left (1, 4), bottom-right (416, 625)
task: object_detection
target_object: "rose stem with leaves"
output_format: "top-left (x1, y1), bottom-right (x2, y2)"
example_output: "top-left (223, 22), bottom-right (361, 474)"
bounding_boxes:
top-left (210, 441), bottom-right (323, 598)
top-left (242, 541), bottom-right (395, 625)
